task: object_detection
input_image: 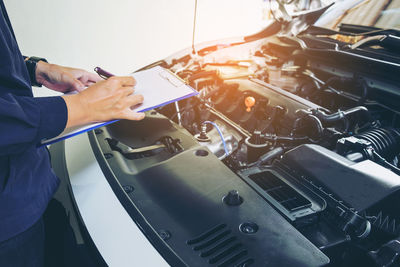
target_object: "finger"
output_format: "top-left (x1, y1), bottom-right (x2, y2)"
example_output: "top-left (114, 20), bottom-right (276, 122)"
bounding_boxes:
top-left (120, 76), bottom-right (136, 87)
top-left (83, 72), bottom-right (103, 84)
top-left (108, 76), bottom-right (136, 87)
top-left (121, 111), bottom-right (145, 121)
top-left (76, 73), bottom-right (91, 85)
top-left (125, 94), bottom-right (144, 108)
top-left (85, 81), bottom-right (96, 87)
top-left (121, 86), bottom-right (135, 96)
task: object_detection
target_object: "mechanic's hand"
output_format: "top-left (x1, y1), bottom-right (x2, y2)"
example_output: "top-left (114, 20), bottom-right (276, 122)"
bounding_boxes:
top-left (36, 61), bottom-right (102, 93)
top-left (62, 76), bottom-right (145, 128)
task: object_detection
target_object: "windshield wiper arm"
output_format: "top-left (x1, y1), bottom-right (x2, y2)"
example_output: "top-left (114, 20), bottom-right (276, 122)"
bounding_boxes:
top-left (339, 23), bottom-right (400, 37)
top-left (351, 35), bottom-right (400, 50)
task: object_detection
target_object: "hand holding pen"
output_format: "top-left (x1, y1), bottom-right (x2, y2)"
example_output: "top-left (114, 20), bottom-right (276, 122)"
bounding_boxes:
top-left (60, 66), bottom-right (145, 129)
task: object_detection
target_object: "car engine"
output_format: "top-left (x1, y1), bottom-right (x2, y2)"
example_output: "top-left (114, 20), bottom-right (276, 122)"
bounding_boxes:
top-left (84, 6), bottom-right (400, 267)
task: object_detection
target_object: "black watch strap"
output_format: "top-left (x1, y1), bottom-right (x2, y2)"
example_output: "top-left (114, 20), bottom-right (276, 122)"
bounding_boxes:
top-left (25, 56), bottom-right (48, 87)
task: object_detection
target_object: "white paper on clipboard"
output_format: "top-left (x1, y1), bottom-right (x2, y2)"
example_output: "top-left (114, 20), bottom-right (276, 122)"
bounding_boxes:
top-left (41, 66), bottom-right (197, 146)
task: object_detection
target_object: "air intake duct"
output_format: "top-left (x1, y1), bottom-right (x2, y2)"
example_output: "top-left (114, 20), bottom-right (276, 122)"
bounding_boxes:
top-left (354, 128), bottom-right (400, 161)
top-left (337, 128), bottom-right (400, 162)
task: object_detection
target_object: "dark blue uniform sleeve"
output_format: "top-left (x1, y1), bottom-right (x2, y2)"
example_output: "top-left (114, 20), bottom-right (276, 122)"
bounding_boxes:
top-left (0, 93), bottom-right (68, 155)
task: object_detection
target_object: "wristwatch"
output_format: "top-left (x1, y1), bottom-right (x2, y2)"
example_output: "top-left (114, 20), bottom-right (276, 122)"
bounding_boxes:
top-left (25, 56), bottom-right (48, 87)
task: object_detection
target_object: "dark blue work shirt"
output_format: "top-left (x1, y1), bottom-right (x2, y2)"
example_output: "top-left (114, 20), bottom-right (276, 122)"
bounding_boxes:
top-left (0, 1), bottom-right (68, 241)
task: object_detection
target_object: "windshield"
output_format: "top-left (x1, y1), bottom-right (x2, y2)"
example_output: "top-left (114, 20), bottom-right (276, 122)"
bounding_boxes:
top-left (314, 0), bottom-right (400, 31)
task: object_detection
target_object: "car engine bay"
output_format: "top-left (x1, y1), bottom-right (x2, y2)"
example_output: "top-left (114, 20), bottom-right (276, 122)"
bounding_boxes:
top-left (84, 5), bottom-right (400, 267)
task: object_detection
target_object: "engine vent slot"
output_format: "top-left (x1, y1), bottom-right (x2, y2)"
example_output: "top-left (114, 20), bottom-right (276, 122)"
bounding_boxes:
top-left (249, 171), bottom-right (311, 212)
top-left (187, 224), bottom-right (254, 266)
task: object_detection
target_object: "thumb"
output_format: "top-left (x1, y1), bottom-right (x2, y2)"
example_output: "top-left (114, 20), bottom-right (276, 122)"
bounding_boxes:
top-left (123, 111), bottom-right (146, 121)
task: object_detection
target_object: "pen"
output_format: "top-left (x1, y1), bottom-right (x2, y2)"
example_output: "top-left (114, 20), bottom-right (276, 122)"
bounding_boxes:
top-left (94, 67), bottom-right (115, 79)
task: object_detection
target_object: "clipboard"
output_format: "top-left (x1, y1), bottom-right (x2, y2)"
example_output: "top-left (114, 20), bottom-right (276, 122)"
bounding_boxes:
top-left (41, 66), bottom-right (197, 146)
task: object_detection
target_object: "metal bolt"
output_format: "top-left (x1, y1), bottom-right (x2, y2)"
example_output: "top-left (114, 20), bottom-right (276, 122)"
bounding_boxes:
top-left (158, 230), bottom-right (171, 240)
top-left (104, 153), bottom-right (113, 159)
top-left (239, 222), bottom-right (258, 234)
top-left (122, 185), bottom-right (134, 194)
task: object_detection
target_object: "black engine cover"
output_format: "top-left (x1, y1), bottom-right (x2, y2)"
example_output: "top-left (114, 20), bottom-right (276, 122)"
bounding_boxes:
top-left (89, 114), bottom-right (330, 266)
top-left (281, 144), bottom-right (400, 212)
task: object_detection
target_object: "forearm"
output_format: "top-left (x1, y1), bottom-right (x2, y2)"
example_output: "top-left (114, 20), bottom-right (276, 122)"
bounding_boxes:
top-left (0, 93), bottom-right (67, 154)
top-left (61, 94), bottom-right (92, 128)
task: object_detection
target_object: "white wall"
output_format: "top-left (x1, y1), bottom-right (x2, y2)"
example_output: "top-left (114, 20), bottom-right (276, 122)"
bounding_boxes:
top-left (4, 0), bottom-right (265, 76)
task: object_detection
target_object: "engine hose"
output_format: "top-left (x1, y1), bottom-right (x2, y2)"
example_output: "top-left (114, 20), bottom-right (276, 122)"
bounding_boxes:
top-left (262, 134), bottom-right (309, 142)
top-left (322, 76), bottom-right (342, 95)
top-left (313, 106), bottom-right (370, 124)
top-left (203, 121), bottom-right (229, 156)
top-left (256, 147), bottom-right (285, 167)
top-left (246, 147), bottom-right (284, 168)
top-left (372, 150), bottom-right (400, 176)
top-left (292, 114), bottom-right (324, 139)
top-left (355, 128), bottom-right (400, 161)
top-left (297, 106), bottom-right (370, 132)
